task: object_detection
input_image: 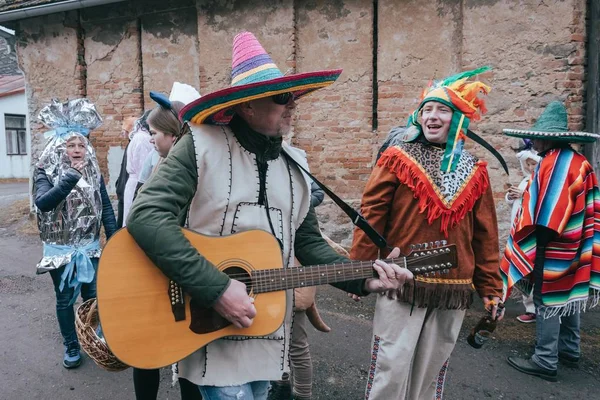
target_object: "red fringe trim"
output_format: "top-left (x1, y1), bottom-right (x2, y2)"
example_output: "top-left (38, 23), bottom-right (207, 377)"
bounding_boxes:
top-left (377, 146), bottom-right (490, 237)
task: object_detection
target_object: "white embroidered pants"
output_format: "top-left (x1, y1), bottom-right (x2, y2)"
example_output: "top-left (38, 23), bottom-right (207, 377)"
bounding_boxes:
top-left (365, 296), bottom-right (466, 400)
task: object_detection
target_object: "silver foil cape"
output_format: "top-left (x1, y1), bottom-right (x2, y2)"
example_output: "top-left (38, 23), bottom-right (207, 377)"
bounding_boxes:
top-left (35, 98), bottom-right (104, 273)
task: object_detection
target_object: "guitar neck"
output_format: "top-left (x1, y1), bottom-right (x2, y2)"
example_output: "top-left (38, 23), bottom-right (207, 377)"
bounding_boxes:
top-left (251, 258), bottom-right (406, 293)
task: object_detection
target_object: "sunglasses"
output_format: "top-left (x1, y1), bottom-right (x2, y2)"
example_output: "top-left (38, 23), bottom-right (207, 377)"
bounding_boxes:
top-left (272, 92), bottom-right (293, 105)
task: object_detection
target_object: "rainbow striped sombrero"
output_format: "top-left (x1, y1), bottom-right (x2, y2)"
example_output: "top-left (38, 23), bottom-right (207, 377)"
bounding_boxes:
top-left (180, 31), bottom-right (342, 125)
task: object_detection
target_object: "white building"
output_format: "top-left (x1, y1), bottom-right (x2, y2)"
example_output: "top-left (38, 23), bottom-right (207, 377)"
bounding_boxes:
top-left (1, 25), bottom-right (29, 179)
top-left (0, 74), bottom-right (29, 178)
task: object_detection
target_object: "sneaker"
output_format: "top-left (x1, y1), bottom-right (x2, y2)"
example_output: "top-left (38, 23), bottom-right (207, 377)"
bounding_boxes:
top-left (517, 313), bottom-right (536, 323)
top-left (63, 341), bottom-right (82, 369)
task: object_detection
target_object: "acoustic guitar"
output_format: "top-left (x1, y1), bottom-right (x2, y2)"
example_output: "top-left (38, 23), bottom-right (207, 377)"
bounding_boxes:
top-left (96, 228), bottom-right (457, 369)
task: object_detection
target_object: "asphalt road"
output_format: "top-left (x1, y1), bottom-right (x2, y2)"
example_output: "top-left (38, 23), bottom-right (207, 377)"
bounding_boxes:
top-left (0, 183), bottom-right (598, 400)
top-left (0, 182), bottom-right (28, 208)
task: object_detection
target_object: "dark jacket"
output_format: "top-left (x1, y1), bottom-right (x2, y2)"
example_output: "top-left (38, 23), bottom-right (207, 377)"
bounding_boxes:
top-left (310, 181), bottom-right (325, 208)
top-left (34, 167), bottom-right (118, 239)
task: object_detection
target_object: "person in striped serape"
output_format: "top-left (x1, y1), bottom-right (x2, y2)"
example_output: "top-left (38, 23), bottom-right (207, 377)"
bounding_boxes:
top-left (501, 100), bottom-right (600, 382)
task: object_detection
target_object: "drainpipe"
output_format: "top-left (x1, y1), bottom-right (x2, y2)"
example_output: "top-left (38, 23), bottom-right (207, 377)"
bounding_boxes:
top-left (0, 0), bottom-right (127, 23)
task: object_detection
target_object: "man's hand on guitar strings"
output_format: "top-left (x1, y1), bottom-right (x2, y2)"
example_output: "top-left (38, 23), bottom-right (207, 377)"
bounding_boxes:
top-left (364, 247), bottom-right (414, 293)
top-left (213, 279), bottom-right (257, 329)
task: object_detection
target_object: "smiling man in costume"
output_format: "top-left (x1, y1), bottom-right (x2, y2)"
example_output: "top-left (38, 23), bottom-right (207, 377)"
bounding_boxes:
top-left (351, 67), bottom-right (505, 400)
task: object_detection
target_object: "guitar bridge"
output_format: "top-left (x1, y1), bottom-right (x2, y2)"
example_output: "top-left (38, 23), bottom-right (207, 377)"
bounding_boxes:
top-left (169, 280), bottom-right (186, 322)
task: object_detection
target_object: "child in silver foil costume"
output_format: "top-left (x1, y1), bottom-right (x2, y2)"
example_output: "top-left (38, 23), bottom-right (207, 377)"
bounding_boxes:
top-left (33, 98), bottom-right (117, 369)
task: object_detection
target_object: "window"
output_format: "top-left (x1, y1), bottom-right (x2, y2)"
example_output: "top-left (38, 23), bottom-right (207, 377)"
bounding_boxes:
top-left (5, 114), bottom-right (26, 155)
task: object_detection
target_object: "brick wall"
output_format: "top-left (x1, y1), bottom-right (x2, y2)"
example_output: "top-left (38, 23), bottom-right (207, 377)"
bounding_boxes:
top-left (141, 1), bottom-right (200, 107)
top-left (83, 9), bottom-right (143, 179)
top-left (15, 0), bottom-right (591, 244)
top-left (16, 11), bottom-right (83, 166)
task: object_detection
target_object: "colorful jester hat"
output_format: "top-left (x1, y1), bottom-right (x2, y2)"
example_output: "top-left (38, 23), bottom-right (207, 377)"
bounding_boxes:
top-left (403, 66), bottom-right (493, 173)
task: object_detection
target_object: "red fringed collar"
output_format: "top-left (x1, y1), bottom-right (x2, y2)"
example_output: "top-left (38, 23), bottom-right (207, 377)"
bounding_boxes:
top-left (377, 142), bottom-right (489, 237)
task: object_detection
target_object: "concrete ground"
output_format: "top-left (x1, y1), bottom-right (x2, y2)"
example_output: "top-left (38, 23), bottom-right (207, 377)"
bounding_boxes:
top-left (0, 183), bottom-right (598, 400)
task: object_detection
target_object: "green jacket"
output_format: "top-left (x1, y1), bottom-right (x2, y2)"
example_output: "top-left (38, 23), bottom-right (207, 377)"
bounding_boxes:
top-left (127, 133), bottom-right (368, 308)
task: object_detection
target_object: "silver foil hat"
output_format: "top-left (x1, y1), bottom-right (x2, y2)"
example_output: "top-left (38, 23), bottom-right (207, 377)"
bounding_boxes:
top-left (38, 98), bottom-right (102, 134)
top-left (36, 98), bottom-right (102, 175)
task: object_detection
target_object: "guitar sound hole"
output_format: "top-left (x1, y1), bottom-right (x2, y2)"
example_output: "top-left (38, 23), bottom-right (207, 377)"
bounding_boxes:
top-left (223, 266), bottom-right (252, 294)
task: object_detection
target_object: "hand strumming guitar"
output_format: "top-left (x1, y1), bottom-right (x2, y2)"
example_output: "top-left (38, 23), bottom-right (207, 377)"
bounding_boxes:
top-left (213, 279), bottom-right (257, 329)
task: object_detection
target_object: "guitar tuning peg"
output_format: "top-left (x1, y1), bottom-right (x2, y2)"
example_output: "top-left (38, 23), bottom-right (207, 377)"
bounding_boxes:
top-left (434, 240), bottom-right (440, 247)
top-left (410, 244), bottom-right (415, 251)
top-left (441, 240), bottom-right (447, 246)
top-left (422, 242), bottom-right (428, 249)
top-left (429, 241), bottom-right (434, 248)
top-left (434, 264), bottom-right (439, 270)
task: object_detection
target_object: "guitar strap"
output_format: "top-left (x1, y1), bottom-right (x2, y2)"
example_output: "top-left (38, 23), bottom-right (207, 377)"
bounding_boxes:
top-left (282, 150), bottom-right (389, 249)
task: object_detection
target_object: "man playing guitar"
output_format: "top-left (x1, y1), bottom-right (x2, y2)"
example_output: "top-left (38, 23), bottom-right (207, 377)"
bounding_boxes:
top-left (125, 32), bottom-right (413, 400)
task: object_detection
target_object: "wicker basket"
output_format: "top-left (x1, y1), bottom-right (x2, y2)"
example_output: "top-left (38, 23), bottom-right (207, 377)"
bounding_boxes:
top-left (75, 298), bottom-right (129, 372)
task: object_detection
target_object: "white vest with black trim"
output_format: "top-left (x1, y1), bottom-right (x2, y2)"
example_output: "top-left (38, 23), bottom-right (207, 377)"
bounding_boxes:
top-left (178, 123), bottom-right (311, 386)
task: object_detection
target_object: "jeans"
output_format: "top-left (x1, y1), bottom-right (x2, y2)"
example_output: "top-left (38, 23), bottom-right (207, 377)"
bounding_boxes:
top-left (49, 258), bottom-right (98, 345)
top-left (531, 305), bottom-right (580, 371)
top-left (198, 381), bottom-right (269, 400)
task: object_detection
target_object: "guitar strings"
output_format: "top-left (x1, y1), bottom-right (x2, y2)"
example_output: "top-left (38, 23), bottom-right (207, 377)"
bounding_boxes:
top-left (220, 252), bottom-right (454, 282)
top-left (222, 253), bottom-right (453, 280)
top-left (224, 256), bottom-right (455, 289)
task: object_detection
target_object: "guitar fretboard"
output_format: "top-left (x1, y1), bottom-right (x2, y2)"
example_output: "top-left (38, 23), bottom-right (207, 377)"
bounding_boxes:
top-left (251, 258), bottom-right (406, 293)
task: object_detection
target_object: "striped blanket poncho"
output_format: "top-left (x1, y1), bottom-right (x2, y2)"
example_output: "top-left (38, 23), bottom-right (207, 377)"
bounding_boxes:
top-left (500, 147), bottom-right (600, 318)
